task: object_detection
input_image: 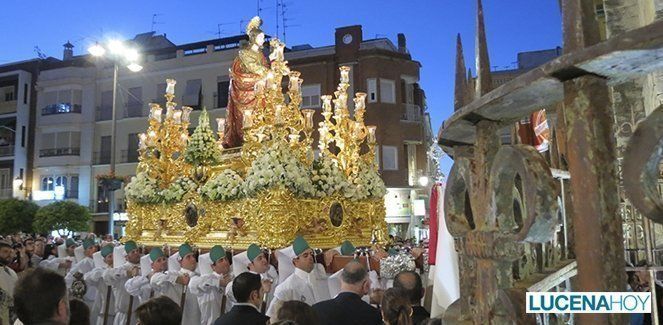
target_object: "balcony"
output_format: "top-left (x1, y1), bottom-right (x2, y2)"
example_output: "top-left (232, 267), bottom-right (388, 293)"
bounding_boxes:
top-left (96, 106), bottom-right (112, 121)
top-left (0, 145), bottom-right (14, 157)
top-left (401, 104), bottom-right (423, 122)
top-left (41, 103), bottom-right (82, 116)
top-left (0, 100), bottom-right (17, 115)
top-left (0, 188), bottom-right (12, 199)
top-left (93, 151), bottom-right (111, 165)
top-left (120, 150), bottom-right (139, 163)
top-left (95, 199), bottom-right (125, 213)
top-left (39, 147), bottom-right (80, 157)
top-left (123, 104), bottom-right (145, 118)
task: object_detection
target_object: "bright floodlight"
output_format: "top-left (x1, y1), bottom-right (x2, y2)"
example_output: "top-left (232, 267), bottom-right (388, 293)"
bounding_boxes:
top-left (127, 63), bottom-right (143, 72)
top-left (124, 48), bottom-right (139, 61)
top-left (88, 43), bottom-right (106, 57)
top-left (418, 176), bottom-right (429, 187)
top-left (108, 40), bottom-right (126, 55)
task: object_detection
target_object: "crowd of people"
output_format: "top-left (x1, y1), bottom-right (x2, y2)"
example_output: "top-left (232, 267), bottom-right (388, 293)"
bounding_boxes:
top-left (0, 232), bottom-right (441, 325)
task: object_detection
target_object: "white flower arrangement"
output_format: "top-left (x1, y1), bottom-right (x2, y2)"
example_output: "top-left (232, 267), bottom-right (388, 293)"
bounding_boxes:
top-left (161, 177), bottom-right (198, 203)
top-left (244, 142), bottom-right (315, 197)
top-left (311, 156), bottom-right (353, 198)
top-left (199, 169), bottom-right (244, 201)
top-left (349, 161), bottom-right (387, 200)
top-left (124, 172), bottom-right (162, 204)
top-left (184, 109), bottom-right (222, 165)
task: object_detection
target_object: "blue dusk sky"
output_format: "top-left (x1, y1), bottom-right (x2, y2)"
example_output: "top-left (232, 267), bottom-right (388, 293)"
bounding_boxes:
top-left (0, 0), bottom-right (563, 175)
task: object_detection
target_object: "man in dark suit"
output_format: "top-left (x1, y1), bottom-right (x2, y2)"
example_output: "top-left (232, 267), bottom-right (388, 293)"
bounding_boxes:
top-left (312, 260), bottom-right (382, 325)
top-left (213, 272), bottom-right (269, 325)
top-left (394, 271), bottom-right (430, 325)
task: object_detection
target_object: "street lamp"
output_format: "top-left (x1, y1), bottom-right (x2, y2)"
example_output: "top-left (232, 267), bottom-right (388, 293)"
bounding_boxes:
top-left (88, 39), bottom-right (143, 238)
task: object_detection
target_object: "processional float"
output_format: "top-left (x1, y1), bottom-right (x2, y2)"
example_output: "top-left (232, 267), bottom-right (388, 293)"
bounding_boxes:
top-left (123, 16), bottom-right (388, 250)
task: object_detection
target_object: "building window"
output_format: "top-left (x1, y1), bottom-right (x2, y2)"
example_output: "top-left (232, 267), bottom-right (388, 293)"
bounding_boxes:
top-left (20, 126), bottom-right (25, 147)
top-left (217, 81), bottom-right (230, 108)
top-left (380, 79), bottom-right (396, 103)
top-left (182, 79), bottom-right (202, 109)
top-left (301, 84), bottom-right (321, 108)
top-left (406, 144), bottom-right (417, 186)
top-left (97, 91), bottom-right (113, 121)
top-left (126, 133), bottom-right (139, 163)
top-left (23, 84), bottom-right (28, 104)
top-left (40, 174), bottom-right (78, 198)
top-left (125, 87), bottom-right (143, 118)
top-left (39, 131), bottom-right (81, 157)
top-left (382, 145), bottom-right (398, 170)
top-left (367, 79), bottom-right (377, 103)
top-left (155, 83), bottom-right (167, 106)
top-left (4, 91), bottom-right (14, 102)
top-left (42, 89), bottom-right (82, 115)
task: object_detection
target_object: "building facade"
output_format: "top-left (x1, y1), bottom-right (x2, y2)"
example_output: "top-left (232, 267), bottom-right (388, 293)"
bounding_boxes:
top-left (26, 26), bottom-right (435, 239)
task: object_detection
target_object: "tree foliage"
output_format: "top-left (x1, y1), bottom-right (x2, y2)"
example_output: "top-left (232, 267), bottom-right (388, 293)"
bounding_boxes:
top-left (33, 201), bottom-right (91, 236)
top-left (0, 199), bottom-right (39, 235)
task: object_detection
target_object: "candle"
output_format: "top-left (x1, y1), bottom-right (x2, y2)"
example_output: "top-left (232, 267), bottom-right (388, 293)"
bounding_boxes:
top-left (147, 130), bottom-right (157, 146)
top-left (166, 102), bottom-right (175, 120)
top-left (321, 95), bottom-right (332, 113)
top-left (275, 105), bottom-right (284, 124)
top-left (367, 126), bottom-right (377, 143)
top-left (354, 92), bottom-right (367, 112)
top-left (180, 133), bottom-right (188, 144)
top-left (149, 104), bottom-right (162, 123)
top-left (289, 71), bottom-right (301, 92)
top-left (340, 66), bottom-right (351, 83)
top-left (173, 110), bottom-right (182, 124)
top-left (139, 133), bottom-right (147, 150)
top-left (181, 106), bottom-right (193, 123)
top-left (302, 109), bottom-right (315, 130)
top-left (354, 121), bottom-right (363, 137)
top-left (166, 79), bottom-right (176, 95)
top-left (243, 108), bottom-right (253, 128)
top-left (216, 118), bottom-right (226, 133)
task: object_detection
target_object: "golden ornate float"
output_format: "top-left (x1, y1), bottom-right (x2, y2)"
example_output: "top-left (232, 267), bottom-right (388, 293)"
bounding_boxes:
top-left (123, 16), bottom-right (387, 249)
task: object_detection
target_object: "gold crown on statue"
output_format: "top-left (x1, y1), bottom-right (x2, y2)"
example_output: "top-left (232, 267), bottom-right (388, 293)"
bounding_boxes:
top-left (123, 28), bottom-right (387, 250)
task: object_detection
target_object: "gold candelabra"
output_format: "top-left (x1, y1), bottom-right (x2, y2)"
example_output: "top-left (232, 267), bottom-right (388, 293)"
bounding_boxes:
top-left (138, 79), bottom-right (193, 187)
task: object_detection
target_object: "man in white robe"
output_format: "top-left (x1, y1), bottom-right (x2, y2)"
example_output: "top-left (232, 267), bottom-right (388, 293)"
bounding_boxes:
top-left (150, 243), bottom-right (201, 325)
top-left (86, 244), bottom-right (116, 325)
top-left (65, 239), bottom-right (98, 311)
top-left (125, 247), bottom-right (168, 305)
top-left (103, 241), bottom-right (142, 325)
top-left (189, 245), bottom-right (232, 325)
top-left (266, 236), bottom-right (329, 318)
top-left (225, 243), bottom-right (278, 312)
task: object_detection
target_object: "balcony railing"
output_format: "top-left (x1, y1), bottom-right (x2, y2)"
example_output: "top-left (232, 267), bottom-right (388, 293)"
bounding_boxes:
top-left (95, 199), bottom-right (125, 213)
top-left (93, 151), bottom-right (111, 164)
top-left (39, 147), bottom-right (80, 157)
top-left (0, 145), bottom-right (14, 157)
top-left (124, 104), bottom-right (145, 118)
top-left (42, 103), bottom-right (82, 116)
top-left (96, 106), bottom-right (112, 121)
top-left (402, 104), bottom-right (422, 122)
top-left (121, 150), bottom-right (139, 163)
top-left (0, 188), bottom-right (12, 199)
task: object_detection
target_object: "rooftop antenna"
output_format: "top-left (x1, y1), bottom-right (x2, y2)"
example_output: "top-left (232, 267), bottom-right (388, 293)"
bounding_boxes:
top-left (34, 46), bottom-right (47, 60)
top-left (280, 1), bottom-right (295, 42)
top-left (209, 22), bottom-right (233, 39)
top-left (275, 0), bottom-right (280, 40)
top-left (151, 14), bottom-right (164, 32)
top-left (257, 0), bottom-right (264, 17)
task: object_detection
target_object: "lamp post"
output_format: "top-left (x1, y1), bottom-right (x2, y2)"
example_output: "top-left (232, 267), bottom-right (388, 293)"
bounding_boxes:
top-left (89, 40), bottom-right (143, 238)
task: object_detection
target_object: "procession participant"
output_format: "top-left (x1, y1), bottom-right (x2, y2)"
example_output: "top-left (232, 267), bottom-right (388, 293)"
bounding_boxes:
top-left (65, 239), bottom-right (99, 310)
top-left (125, 247), bottom-right (168, 305)
top-left (327, 240), bottom-right (382, 303)
top-left (189, 245), bottom-right (233, 325)
top-left (266, 236), bottom-right (329, 318)
top-left (40, 239), bottom-right (76, 276)
top-left (86, 244), bottom-right (116, 325)
top-left (225, 244), bottom-right (278, 311)
top-left (150, 243), bottom-right (201, 325)
top-left (103, 241), bottom-right (142, 325)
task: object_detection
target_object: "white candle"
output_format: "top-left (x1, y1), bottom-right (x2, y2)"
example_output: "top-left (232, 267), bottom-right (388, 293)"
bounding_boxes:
top-left (173, 111), bottom-right (182, 124)
top-left (340, 66), bottom-right (350, 83)
top-left (166, 79), bottom-right (176, 95)
top-left (302, 109), bottom-right (314, 130)
top-left (147, 130), bottom-right (157, 146)
top-left (321, 95), bottom-right (332, 113)
top-left (354, 92), bottom-right (367, 112)
top-left (166, 103), bottom-right (175, 120)
top-left (367, 126), bottom-right (377, 143)
top-left (289, 71), bottom-right (301, 92)
top-left (139, 133), bottom-right (147, 150)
